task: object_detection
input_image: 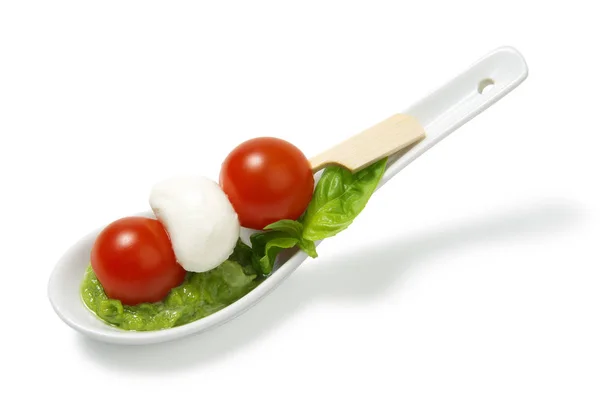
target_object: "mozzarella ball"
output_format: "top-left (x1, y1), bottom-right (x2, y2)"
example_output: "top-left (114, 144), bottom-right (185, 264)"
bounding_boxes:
top-left (149, 175), bottom-right (240, 273)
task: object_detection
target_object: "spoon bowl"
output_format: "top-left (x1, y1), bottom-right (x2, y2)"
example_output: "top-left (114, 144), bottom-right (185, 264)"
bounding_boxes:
top-left (48, 46), bottom-right (528, 345)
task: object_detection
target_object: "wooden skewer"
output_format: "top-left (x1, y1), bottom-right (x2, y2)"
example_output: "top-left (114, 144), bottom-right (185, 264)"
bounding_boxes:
top-left (309, 113), bottom-right (426, 174)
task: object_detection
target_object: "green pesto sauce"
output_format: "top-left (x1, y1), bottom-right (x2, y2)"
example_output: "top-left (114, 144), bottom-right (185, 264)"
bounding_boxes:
top-left (80, 244), bottom-right (261, 331)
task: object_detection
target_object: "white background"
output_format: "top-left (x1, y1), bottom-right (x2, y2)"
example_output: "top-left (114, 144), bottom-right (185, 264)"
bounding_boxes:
top-left (1, 1), bottom-right (599, 399)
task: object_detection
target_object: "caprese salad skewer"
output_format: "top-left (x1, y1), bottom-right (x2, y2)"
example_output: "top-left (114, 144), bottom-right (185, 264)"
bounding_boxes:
top-left (84, 115), bottom-right (424, 330)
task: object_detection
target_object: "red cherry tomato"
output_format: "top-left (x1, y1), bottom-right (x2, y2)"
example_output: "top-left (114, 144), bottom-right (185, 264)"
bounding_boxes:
top-left (219, 137), bottom-right (314, 229)
top-left (90, 216), bottom-right (186, 306)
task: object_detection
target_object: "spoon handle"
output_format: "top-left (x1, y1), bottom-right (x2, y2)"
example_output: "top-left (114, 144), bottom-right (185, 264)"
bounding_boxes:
top-left (309, 113), bottom-right (426, 173)
top-left (308, 46), bottom-right (528, 177)
top-left (379, 46), bottom-right (529, 187)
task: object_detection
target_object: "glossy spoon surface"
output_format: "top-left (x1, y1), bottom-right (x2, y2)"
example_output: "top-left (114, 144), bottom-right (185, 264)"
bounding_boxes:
top-left (48, 46), bottom-right (528, 345)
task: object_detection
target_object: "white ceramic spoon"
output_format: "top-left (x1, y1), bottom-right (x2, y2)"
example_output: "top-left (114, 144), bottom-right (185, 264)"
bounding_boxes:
top-left (48, 46), bottom-right (528, 345)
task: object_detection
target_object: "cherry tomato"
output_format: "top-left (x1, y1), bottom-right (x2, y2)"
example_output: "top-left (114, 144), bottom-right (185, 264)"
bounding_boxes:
top-left (90, 216), bottom-right (186, 305)
top-left (219, 137), bottom-right (314, 229)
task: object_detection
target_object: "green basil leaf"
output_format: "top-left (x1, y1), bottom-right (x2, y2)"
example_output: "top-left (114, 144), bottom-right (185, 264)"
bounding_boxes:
top-left (302, 158), bottom-right (387, 241)
top-left (263, 219), bottom-right (304, 237)
top-left (261, 237), bottom-right (299, 274)
top-left (297, 238), bottom-right (318, 258)
top-left (250, 230), bottom-right (299, 275)
top-left (263, 219), bottom-right (318, 258)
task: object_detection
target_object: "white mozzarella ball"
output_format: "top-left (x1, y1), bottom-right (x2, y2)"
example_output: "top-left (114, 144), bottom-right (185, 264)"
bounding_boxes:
top-left (149, 175), bottom-right (240, 273)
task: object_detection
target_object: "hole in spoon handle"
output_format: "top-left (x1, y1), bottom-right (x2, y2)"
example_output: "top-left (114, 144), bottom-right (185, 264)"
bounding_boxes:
top-left (379, 46), bottom-right (529, 186)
